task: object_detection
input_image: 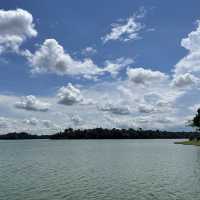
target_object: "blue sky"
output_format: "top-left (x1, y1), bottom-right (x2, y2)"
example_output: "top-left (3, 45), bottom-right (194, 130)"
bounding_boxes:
top-left (0, 0), bottom-right (200, 133)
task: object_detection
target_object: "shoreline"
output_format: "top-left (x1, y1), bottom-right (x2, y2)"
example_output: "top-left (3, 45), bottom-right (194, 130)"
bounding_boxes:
top-left (175, 140), bottom-right (200, 146)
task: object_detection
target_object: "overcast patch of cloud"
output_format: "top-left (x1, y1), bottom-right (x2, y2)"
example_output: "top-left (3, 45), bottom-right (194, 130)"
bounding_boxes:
top-left (138, 104), bottom-right (155, 113)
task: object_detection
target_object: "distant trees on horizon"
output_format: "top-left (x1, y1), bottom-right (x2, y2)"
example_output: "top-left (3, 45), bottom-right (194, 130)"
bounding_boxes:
top-left (0, 132), bottom-right (48, 140)
top-left (49, 128), bottom-right (197, 140)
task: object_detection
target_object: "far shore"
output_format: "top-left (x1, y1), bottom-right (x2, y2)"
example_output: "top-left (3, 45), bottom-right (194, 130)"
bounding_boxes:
top-left (175, 140), bottom-right (200, 146)
top-left (0, 130), bottom-right (199, 140)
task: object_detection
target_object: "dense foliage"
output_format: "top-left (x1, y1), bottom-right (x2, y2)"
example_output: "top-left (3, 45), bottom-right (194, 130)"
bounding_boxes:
top-left (49, 128), bottom-right (197, 140)
top-left (0, 132), bottom-right (48, 140)
top-left (190, 108), bottom-right (200, 131)
top-left (0, 128), bottom-right (198, 140)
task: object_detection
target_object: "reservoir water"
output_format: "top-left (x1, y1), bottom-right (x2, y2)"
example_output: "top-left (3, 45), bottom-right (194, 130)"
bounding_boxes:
top-left (0, 139), bottom-right (200, 200)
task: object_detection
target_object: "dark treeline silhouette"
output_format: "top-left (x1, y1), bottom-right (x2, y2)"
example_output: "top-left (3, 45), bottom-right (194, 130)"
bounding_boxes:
top-left (0, 132), bottom-right (48, 140)
top-left (186, 108), bottom-right (200, 141)
top-left (49, 128), bottom-right (198, 140)
top-left (0, 128), bottom-right (198, 140)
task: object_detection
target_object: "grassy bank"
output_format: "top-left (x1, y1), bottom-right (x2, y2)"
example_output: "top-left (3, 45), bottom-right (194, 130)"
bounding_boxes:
top-left (175, 140), bottom-right (200, 146)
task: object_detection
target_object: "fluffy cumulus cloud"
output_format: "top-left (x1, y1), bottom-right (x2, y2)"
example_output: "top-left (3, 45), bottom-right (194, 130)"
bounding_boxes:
top-left (2, 9), bottom-right (200, 133)
top-left (15, 95), bottom-right (50, 112)
top-left (28, 39), bottom-right (101, 76)
top-left (174, 21), bottom-right (200, 76)
top-left (171, 73), bottom-right (199, 89)
top-left (127, 67), bottom-right (168, 85)
top-left (0, 78), bottom-right (193, 134)
top-left (102, 13), bottom-right (144, 43)
top-left (27, 39), bottom-right (132, 79)
top-left (171, 21), bottom-right (200, 92)
top-left (0, 9), bottom-right (37, 54)
top-left (57, 83), bottom-right (84, 105)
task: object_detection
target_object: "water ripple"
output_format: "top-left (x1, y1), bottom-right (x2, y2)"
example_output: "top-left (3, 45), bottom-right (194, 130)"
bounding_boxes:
top-left (0, 139), bottom-right (200, 200)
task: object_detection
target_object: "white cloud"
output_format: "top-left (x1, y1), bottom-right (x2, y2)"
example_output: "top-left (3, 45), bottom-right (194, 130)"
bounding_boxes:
top-left (23, 117), bottom-right (38, 126)
top-left (0, 77), bottom-right (194, 134)
top-left (28, 39), bottom-right (101, 76)
top-left (127, 67), bottom-right (168, 85)
top-left (171, 73), bottom-right (199, 88)
top-left (134, 115), bottom-right (185, 130)
top-left (0, 9), bottom-right (37, 54)
top-left (0, 115), bottom-right (62, 135)
top-left (98, 102), bottom-right (131, 115)
top-left (15, 95), bottom-right (50, 112)
top-left (104, 57), bottom-right (134, 78)
top-left (104, 113), bottom-right (184, 130)
top-left (174, 21), bottom-right (200, 76)
top-left (172, 21), bottom-right (200, 92)
top-left (2, 13), bottom-right (200, 133)
top-left (138, 104), bottom-right (155, 113)
top-left (81, 46), bottom-right (97, 55)
top-left (102, 14), bottom-right (144, 43)
top-left (57, 83), bottom-right (84, 105)
top-left (28, 39), bottom-right (132, 79)
top-left (105, 115), bottom-right (136, 129)
top-left (181, 20), bottom-right (200, 52)
top-left (71, 115), bottom-right (83, 126)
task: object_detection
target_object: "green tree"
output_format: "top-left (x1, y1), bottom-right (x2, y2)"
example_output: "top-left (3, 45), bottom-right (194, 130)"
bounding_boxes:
top-left (189, 108), bottom-right (200, 135)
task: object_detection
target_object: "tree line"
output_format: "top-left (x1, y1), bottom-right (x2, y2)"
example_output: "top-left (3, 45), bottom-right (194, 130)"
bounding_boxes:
top-left (49, 108), bottom-right (200, 140)
top-left (49, 128), bottom-right (198, 140)
top-left (0, 129), bottom-right (198, 140)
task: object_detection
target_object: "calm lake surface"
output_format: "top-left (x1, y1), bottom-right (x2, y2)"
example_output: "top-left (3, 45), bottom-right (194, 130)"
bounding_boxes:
top-left (0, 139), bottom-right (200, 200)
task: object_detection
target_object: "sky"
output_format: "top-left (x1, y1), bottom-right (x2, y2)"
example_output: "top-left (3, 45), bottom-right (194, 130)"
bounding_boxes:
top-left (0, 0), bottom-right (200, 134)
